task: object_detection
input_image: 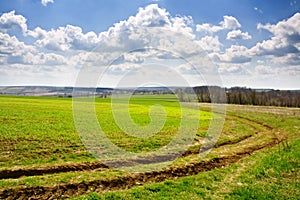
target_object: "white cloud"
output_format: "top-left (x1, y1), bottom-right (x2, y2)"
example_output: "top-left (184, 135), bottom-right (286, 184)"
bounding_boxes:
top-left (216, 45), bottom-right (252, 63)
top-left (0, 10), bottom-right (27, 33)
top-left (253, 12), bottom-right (300, 57)
top-left (196, 23), bottom-right (223, 33)
top-left (196, 15), bottom-right (241, 33)
top-left (41, 0), bottom-right (54, 6)
top-left (254, 7), bottom-right (263, 14)
top-left (29, 25), bottom-right (100, 51)
top-left (221, 15), bottom-right (241, 29)
top-left (217, 63), bottom-right (250, 75)
top-left (170, 15), bottom-right (195, 39)
top-left (0, 32), bottom-right (35, 57)
top-left (129, 4), bottom-right (171, 27)
top-left (0, 32), bottom-right (67, 66)
top-left (0, 6), bottom-right (298, 88)
top-left (226, 30), bottom-right (252, 40)
top-left (27, 27), bottom-right (47, 39)
top-left (272, 53), bottom-right (300, 65)
top-left (10, 52), bottom-right (66, 66)
top-left (257, 13), bottom-right (300, 39)
top-left (98, 4), bottom-right (199, 57)
top-left (197, 36), bottom-right (222, 52)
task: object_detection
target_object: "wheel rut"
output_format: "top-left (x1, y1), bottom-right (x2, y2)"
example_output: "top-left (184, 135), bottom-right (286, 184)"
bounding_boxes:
top-left (0, 113), bottom-right (285, 200)
top-left (0, 137), bottom-right (283, 200)
top-left (0, 116), bottom-right (262, 179)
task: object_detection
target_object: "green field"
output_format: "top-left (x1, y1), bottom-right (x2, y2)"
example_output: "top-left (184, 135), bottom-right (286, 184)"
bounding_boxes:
top-left (0, 95), bottom-right (299, 199)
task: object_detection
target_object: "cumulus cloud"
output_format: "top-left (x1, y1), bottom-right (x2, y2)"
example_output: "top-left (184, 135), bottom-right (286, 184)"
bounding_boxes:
top-left (29, 25), bottom-right (100, 51)
top-left (196, 15), bottom-right (241, 33)
top-left (0, 10), bottom-right (27, 33)
top-left (253, 12), bottom-right (300, 57)
top-left (197, 36), bottom-right (222, 52)
top-left (272, 53), bottom-right (300, 65)
top-left (221, 15), bottom-right (241, 29)
top-left (0, 32), bottom-right (35, 56)
top-left (7, 52), bottom-right (66, 66)
top-left (27, 27), bottom-right (47, 39)
top-left (216, 45), bottom-right (252, 63)
top-left (97, 4), bottom-right (199, 58)
top-left (226, 30), bottom-right (252, 40)
top-left (170, 15), bottom-right (195, 39)
top-left (196, 23), bottom-right (223, 33)
top-left (217, 63), bottom-right (250, 75)
top-left (28, 4), bottom-right (196, 54)
top-left (0, 5), bottom-right (299, 87)
top-left (213, 13), bottom-right (300, 68)
top-left (41, 0), bottom-right (54, 6)
top-left (0, 32), bottom-right (67, 66)
top-left (257, 13), bottom-right (300, 40)
top-left (129, 4), bottom-right (171, 27)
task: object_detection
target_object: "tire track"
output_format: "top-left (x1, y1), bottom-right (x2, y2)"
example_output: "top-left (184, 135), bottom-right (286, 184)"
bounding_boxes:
top-left (0, 162), bottom-right (108, 179)
top-left (0, 115), bottom-right (268, 180)
top-left (0, 137), bottom-right (282, 200)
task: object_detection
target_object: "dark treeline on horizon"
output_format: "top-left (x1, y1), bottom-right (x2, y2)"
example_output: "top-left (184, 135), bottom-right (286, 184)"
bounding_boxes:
top-left (1, 85), bottom-right (299, 107)
top-left (192, 86), bottom-right (300, 108)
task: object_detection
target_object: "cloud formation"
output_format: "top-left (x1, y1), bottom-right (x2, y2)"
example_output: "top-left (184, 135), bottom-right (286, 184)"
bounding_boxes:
top-left (0, 10), bottom-right (27, 33)
top-left (226, 30), bottom-right (252, 40)
top-left (0, 5), bottom-right (299, 87)
top-left (196, 15), bottom-right (241, 33)
top-left (217, 45), bottom-right (252, 63)
top-left (197, 36), bottom-right (222, 52)
top-left (254, 12), bottom-right (300, 57)
top-left (29, 25), bottom-right (100, 51)
top-left (41, 0), bottom-right (54, 6)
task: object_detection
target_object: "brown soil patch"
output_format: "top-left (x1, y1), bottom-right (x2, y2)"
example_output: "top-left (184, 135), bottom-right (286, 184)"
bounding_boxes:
top-left (0, 162), bottom-right (108, 179)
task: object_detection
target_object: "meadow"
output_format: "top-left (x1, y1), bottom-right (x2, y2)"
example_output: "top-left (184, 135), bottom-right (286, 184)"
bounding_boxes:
top-left (0, 95), bottom-right (299, 199)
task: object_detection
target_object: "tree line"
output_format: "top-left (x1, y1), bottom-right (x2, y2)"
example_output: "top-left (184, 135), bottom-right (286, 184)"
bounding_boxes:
top-left (191, 86), bottom-right (300, 107)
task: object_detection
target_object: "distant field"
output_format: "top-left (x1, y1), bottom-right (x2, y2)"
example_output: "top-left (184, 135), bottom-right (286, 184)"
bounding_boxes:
top-left (0, 95), bottom-right (299, 199)
top-left (0, 95), bottom-right (210, 167)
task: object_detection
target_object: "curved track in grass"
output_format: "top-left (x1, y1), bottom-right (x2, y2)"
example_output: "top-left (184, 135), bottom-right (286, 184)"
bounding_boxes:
top-left (0, 111), bottom-right (289, 200)
top-left (0, 113), bottom-right (272, 179)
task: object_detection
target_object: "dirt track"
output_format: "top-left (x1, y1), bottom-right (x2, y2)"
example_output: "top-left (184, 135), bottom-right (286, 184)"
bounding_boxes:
top-left (0, 162), bottom-right (108, 179)
top-left (0, 139), bottom-right (281, 200)
top-left (0, 114), bottom-right (287, 199)
top-left (0, 132), bottom-right (254, 180)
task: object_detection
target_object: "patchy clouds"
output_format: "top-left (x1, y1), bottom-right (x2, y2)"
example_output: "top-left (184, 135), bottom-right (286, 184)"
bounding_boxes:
top-left (0, 2), bottom-right (299, 89)
top-left (0, 10), bottom-right (27, 33)
top-left (41, 0), bottom-right (54, 7)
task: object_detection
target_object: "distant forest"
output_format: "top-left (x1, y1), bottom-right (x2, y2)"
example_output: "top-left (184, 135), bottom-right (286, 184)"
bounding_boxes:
top-left (1, 85), bottom-right (299, 107)
top-left (192, 86), bottom-right (300, 108)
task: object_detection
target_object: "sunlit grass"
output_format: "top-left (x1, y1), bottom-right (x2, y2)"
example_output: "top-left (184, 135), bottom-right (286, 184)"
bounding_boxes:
top-left (1, 95), bottom-right (298, 199)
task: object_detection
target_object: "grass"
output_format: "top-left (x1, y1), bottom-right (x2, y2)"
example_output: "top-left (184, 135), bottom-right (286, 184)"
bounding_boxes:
top-left (0, 95), bottom-right (299, 199)
top-left (71, 138), bottom-right (300, 200)
top-left (0, 96), bottom-right (89, 168)
top-left (0, 95), bottom-right (211, 168)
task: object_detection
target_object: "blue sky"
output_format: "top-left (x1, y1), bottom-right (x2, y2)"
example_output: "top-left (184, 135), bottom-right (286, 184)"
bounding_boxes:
top-left (0, 0), bottom-right (299, 89)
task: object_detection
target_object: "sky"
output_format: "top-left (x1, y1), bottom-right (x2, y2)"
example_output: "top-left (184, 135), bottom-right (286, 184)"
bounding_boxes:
top-left (0, 0), bottom-right (299, 89)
